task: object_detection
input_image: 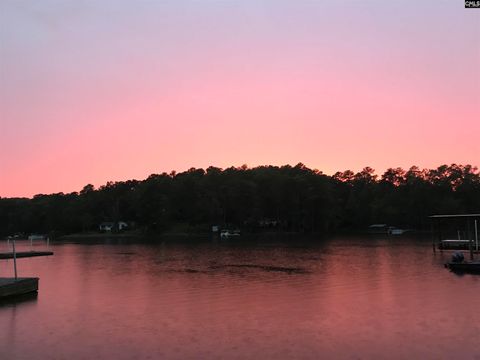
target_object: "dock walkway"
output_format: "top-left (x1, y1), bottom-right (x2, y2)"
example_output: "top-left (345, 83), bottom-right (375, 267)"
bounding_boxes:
top-left (0, 251), bottom-right (53, 259)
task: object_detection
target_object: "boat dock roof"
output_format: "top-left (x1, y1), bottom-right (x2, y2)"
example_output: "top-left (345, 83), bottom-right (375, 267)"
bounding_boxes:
top-left (429, 214), bottom-right (480, 219)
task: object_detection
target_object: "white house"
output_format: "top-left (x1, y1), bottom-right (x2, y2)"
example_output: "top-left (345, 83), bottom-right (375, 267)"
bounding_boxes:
top-left (99, 221), bottom-right (128, 232)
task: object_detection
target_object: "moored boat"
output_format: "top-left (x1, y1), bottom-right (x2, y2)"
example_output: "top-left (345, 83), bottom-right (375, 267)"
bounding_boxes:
top-left (220, 229), bottom-right (241, 238)
top-left (445, 252), bottom-right (480, 274)
top-left (387, 227), bottom-right (410, 235)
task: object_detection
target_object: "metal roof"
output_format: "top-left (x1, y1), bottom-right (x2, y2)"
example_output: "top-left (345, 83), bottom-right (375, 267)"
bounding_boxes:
top-left (429, 214), bottom-right (480, 218)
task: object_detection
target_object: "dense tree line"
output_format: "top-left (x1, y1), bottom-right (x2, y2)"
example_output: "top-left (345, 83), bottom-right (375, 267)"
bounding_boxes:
top-left (1, 164), bottom-right (479, 237)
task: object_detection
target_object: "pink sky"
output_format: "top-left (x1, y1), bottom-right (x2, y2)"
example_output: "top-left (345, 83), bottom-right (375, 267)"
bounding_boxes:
top-left (1, 1), bottom-right (479, 197)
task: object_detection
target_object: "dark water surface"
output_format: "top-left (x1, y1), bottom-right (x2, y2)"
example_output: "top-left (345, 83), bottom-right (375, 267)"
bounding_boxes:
top-left (1, 235), bottom-right (480, 359)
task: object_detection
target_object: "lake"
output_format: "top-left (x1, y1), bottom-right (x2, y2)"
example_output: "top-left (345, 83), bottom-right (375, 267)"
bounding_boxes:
top-left (1, 235), bottom-right (480, 359)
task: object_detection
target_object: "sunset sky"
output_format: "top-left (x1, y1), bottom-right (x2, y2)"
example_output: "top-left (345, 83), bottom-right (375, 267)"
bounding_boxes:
top-left (1, 0), bottom-right (479, 198)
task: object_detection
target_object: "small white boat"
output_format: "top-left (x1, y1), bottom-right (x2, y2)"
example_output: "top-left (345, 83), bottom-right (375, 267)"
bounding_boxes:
top-left (220, 230), bottom-right (241, 238)
top-left (388, 227), bottom-right (409, 235)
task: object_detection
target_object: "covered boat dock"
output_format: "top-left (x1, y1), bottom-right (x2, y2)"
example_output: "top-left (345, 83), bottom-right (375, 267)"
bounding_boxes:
top-left (430, 214), bottom-right (480, 273)
top-left (430, 213), bottom-right (480, 255)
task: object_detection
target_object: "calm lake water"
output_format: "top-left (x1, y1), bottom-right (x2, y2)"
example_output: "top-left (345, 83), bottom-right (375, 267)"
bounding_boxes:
top-left (1, 235), bottom-right (480, 359)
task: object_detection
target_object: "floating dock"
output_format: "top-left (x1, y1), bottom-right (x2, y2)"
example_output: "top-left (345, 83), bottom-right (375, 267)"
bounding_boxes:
top-left (0, 278), bottom-right (39, 299)
top-left (0, 251), bottom-right (53, 260)
top-left (445, 261), bottom-right (480, 274)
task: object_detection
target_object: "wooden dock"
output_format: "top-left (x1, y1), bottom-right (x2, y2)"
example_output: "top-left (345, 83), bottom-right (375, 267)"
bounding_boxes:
top-left (0, 251), bottom-right (53, 259)
top-left (0, 278), bottom-right (39, 299)
top-left (445, 261), bottom-right (480, 274)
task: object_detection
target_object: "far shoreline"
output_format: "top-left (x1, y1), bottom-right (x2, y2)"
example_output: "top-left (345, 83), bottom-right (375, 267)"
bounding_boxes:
top-left (55, 228), bottom-right (429, 242)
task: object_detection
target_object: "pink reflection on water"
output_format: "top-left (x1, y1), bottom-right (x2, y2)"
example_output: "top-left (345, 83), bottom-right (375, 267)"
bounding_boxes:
top-left (1, 238), bottom-right (480, 359)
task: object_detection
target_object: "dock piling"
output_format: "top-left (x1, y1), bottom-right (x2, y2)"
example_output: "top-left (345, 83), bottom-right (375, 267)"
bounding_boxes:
top-left (468, 219), bottom-right (474, 260)
top-left (12, 240), bottom-right (18, 280)
top-left (475, 220), bottom-right (478, 252)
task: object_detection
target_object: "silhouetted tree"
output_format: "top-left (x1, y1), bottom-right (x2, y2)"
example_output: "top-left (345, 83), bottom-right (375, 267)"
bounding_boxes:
top-left (1, 164), bottom-right (479, 237)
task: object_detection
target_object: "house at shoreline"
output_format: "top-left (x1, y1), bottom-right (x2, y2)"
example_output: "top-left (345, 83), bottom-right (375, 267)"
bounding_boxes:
top-left (99, 221), bottom-right (129, 232)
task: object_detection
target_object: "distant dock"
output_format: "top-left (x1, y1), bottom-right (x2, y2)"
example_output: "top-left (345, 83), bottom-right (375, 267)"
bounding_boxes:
top-left (0, 278), bottom-right (39, 299)
top-left (0, 251), bottom-right (53, 260)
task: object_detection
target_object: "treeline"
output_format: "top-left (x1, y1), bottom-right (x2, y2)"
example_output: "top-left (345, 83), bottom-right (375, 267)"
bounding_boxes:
top-left (1, 163), bottom-right (479, 237)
